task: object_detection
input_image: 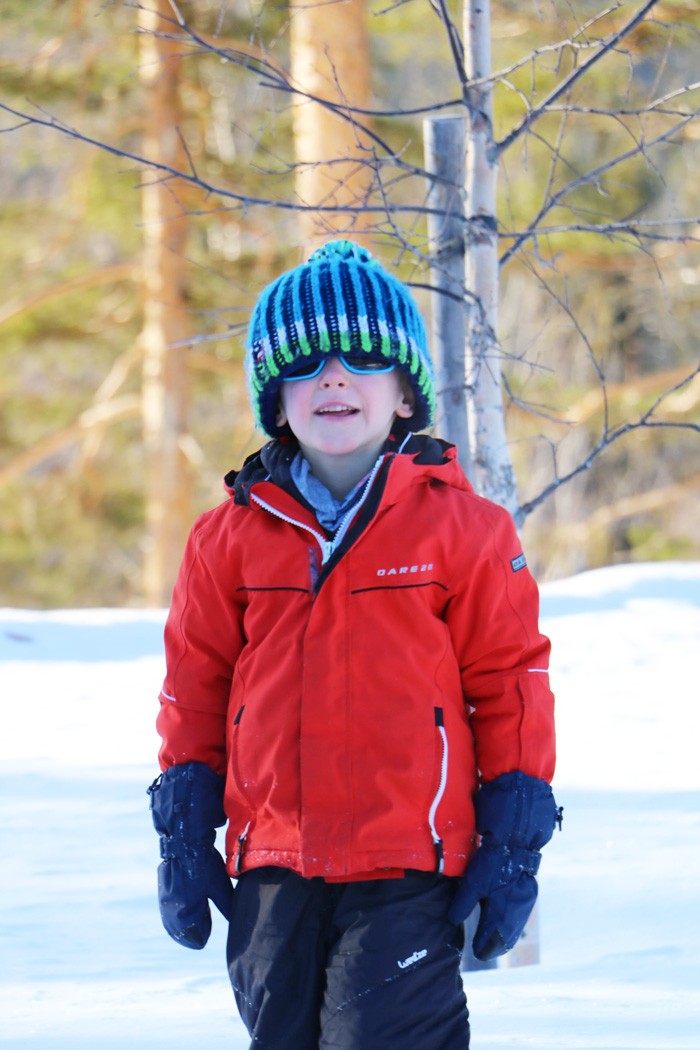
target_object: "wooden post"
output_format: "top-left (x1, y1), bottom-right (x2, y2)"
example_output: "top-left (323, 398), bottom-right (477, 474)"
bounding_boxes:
top-left (461, 905), bottom-right (498, 973)
top-left (424, 114), bottom-right (472, 478)
top-left (460, 903), bottom-right (541, 971)
top-left (501, 902), bottom-right (541, 968)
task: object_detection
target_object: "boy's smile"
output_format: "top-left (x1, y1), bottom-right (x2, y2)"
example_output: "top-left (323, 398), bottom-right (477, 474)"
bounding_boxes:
top-left (276, 356), bottom-right (414, 498)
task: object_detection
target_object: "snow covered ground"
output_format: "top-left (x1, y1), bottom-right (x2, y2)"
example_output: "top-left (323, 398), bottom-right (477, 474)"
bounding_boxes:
top-left (1, 561), bottom-right (699, 1049)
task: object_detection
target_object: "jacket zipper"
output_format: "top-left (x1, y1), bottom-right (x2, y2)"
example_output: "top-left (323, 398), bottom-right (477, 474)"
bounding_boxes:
top-left (250, 494), bottom-right (333, 563)
top-left (328, 455), bottom-right (384, 552)
top-left (428, 706), bottom-right (448, 873)
top-left (250, 454), bottom-right (386, 567)
top-left (328, 435), bottom-right (408, 558)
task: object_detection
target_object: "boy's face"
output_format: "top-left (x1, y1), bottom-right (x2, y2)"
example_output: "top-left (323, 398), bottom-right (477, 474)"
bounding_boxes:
top-left (276, 356), bottom-right (414, 471)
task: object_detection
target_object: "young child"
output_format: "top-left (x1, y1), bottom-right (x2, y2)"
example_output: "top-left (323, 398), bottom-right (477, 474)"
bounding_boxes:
top-left (149, 240), bottom-right (559, 1049)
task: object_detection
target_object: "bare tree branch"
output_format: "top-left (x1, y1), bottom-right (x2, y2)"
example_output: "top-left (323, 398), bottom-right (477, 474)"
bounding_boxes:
top-left (499, 112), bottom-right (696, 265)
top-left (499, 217), bottom-right (700, 244)
top-left (0, 101), bottom-right (430, 222)
top-left (516, 362), bottom-right (700, 525)
top-left (3, 0), bottom-right (698, 552)
top-left (496, 0), bottom-right (660, 157)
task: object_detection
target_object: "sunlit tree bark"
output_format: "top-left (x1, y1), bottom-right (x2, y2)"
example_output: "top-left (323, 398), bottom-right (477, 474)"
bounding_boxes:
top-left (289, 0), bottom-right (374, 253)
top-left (138, 0), bottom-right (192, 605)
top-left (463, 0), bottom-right (517, 516)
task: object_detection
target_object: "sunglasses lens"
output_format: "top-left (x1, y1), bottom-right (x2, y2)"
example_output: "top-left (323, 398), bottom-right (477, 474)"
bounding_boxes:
top-left (342, 355), bottom-right (395, 374)
top-left (284, 359), bottom-right (324, 380)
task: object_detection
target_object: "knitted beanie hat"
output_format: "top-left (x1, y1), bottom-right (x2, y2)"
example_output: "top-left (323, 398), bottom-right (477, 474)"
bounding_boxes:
top-left (246, 239), bottom-right (435, 437)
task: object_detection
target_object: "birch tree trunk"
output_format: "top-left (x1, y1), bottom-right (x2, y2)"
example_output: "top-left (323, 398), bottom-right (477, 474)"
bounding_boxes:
top-left (463, 0), bottom-right (518, 516)
top-left (424, 114), bottom-right (472, 477)
top-left (289, 0), bottom-right (374, 253)
top-left (138, 1), bottom-right (192, 605)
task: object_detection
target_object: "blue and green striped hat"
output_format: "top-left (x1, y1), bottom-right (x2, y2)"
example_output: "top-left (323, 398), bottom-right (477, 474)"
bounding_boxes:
top-left (246, 239), bottom-right (436, 437)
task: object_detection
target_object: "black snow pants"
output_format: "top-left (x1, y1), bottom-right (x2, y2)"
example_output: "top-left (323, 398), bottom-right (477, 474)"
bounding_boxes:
top-left (226, 867), bottom-right (470, 1050)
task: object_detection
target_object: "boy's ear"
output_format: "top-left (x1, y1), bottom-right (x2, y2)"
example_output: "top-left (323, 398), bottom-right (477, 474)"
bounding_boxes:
top-left (395, 376), bottom-right (415, 420)
top-left (275, 398), bottom-right (288, 428)
top-left (395, 397), bottom-right (414, 420)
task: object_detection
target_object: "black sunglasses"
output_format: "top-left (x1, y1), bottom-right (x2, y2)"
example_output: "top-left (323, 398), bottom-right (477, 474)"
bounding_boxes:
top-left (283, 354), bottom-right (395, 382)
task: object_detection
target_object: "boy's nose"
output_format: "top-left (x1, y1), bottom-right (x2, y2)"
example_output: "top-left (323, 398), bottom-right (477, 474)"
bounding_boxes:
top-left (320, 357), bottom-right (348, 385)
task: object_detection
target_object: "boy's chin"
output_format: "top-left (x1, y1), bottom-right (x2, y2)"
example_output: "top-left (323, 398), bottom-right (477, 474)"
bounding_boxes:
top-left (308, 441), bottom-right (372, 459)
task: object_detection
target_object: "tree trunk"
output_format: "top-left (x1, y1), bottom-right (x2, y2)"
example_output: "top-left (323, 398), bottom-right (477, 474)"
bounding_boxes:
top-left (463, 0), bottom-right (518, 516)
top-left (289, 0), bottom-right (374, 253)
top-left (424, 114), bottom-right (472, 476)
top-left (138, 1), bottom-right (192, 606)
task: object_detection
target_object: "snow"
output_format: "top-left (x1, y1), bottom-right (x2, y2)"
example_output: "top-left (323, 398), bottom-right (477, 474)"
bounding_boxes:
top-left (1, 561), bottom-right (699, 1049)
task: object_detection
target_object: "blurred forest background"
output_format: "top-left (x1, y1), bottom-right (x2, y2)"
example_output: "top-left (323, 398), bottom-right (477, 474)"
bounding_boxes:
top-left (1, 0), bottom-right (698, 608)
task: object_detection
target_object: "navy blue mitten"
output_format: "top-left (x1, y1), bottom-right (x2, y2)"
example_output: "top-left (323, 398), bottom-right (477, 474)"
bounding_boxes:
top-left (148, 761), bottom-right (233, 950)
top-left (449, 771), bottom-right (561, 961)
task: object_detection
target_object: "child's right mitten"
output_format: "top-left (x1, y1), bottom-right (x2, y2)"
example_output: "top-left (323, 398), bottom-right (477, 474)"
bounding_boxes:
top-left (148, 761), bottom-right (233, 950)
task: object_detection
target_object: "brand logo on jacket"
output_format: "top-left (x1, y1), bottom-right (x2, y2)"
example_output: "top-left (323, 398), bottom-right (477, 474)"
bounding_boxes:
top-left (397, 948), bottom-right (428, 969)
top-left (377, 563), bottom-right (434, 577)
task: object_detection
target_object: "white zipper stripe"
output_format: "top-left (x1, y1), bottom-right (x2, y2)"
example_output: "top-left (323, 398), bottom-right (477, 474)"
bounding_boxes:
top-left (250, 493), bottom-right (333, 563)
top-left (428, 723), bottom-right (448, 874)
top-left (330, 455), bottom-right (384, 553)
top-left (250, 453), bottom-right (386, 566)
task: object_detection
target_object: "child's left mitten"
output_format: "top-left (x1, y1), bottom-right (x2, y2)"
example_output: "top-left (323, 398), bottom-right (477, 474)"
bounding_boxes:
top-left (148, 761), bottom-right (233, 950)
top-left (448, 771), bottom-right (561, 961)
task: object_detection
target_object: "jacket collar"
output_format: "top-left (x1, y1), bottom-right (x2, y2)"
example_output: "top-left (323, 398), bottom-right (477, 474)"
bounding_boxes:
top-left (224, 430), bottom-right (473, 511)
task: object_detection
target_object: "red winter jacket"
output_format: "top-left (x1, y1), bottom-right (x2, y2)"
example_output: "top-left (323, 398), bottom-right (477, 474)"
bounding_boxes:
top-left (157, 435), bottom-right (555, 881)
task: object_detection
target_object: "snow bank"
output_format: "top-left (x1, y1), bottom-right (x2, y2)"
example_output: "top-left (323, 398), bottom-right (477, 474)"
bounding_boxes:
top-left (1, 562), bottom-right (699, 1048)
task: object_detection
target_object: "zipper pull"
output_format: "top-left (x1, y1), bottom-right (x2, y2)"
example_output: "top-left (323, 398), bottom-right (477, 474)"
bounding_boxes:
top-left (234, 820), bottom-right (251, 874)
top-left (319, 538), bottom-right (334, 565)
top-left (433, 836), bottom-right (445, 875)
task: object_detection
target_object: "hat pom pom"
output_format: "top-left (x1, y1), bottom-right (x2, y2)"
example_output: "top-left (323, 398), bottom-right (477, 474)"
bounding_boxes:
top-left (308, 240), bottom-right (373, 266)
